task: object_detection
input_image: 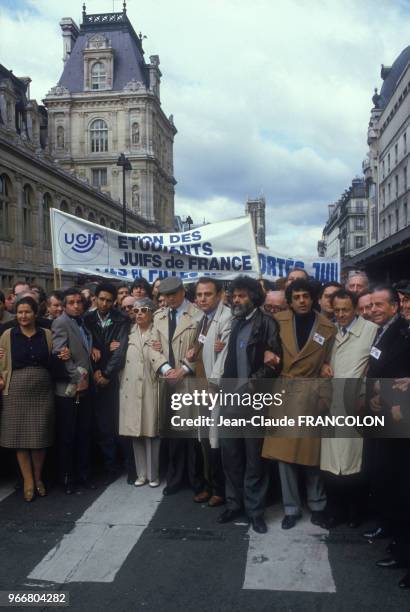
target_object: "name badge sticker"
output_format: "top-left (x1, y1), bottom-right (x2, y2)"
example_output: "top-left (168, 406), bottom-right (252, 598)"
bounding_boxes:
top-left (198, 334), bottom-right (206, 344)
top-left (313, 332), bottom-right (325, 346)
top-left (370, 346), bottom-right (381, 360)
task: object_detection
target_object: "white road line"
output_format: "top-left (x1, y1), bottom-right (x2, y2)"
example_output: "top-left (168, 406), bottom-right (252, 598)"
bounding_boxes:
top-left (243, 505), bottom-right (336, 593)
top-left (28, 479), bottom-right (163, 583)
top-left (0, 482), bottom-right (15, 502)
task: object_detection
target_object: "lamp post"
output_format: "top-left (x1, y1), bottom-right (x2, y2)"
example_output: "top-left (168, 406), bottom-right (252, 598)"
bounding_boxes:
top-left (116, 153), bottom-right (132, 232)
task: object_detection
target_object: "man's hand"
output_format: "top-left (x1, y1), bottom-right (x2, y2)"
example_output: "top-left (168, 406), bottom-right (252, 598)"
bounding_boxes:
top-left (97, 375), bottom-right (110, 387)
top-left (391, 405), bottom-right (403, 422)
top-left (214, 337), bottom-right (225, 353)
top-left (264, 350), bottom-right (280, 369)
top-left (165, 367), bottom-right (186, 385)
top-left (109, 340), bottom-right (120, 352)
top-left (185, 348), bottom-right (196, 363)
top-left (77, 374), bottom-right (89, 393)
top-left (58, 346), bottom-right (71, 361)
top-left (320, 363), bottom-right (334, 378)
top-left (370, 394), bottom-right (382, 412)
top-left (150, 340), bottom-right (162, 352)
top-left (91, 347), bottom-right (101, 362)
top-left (393, 378), bottom-right (410, 393)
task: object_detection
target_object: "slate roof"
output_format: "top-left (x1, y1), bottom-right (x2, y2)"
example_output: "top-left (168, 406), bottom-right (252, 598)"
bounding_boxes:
top-left (379, 46), bottom-right (410, 108)
top-left (58, 15), bottom-right (150, 93)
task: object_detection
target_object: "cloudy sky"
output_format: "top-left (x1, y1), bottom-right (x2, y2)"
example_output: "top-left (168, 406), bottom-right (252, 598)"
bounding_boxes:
top-left (1, 0), bottom-right (410, 255)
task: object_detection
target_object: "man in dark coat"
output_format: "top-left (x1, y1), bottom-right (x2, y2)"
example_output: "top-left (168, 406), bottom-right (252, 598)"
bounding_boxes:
top-left (85, 282), bottom-right (131, 481)
top-left (218, 275), bottom-right (282, 534)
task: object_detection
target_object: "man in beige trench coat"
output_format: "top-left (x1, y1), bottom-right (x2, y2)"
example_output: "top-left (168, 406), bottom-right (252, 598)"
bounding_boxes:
top-left (262, 278), bottom-right (336, 529)
top-left (149, 276), bottom-right (202, 496)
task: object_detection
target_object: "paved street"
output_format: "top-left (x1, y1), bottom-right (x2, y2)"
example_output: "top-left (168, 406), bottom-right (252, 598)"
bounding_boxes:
top-left (0, 477), bottom-right (409, 612)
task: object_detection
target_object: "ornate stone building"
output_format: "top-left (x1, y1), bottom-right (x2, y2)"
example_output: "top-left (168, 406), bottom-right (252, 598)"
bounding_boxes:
top-left (0, 62), bottom-right (157, 291)
top-left (45, 3), bottom-right (176, 231)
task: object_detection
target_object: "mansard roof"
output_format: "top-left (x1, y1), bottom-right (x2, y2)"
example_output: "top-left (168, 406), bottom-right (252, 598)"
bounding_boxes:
top-left (379, 46), bottom-right (410, 108)
top-left (58, 9), bottom-right (149, 93)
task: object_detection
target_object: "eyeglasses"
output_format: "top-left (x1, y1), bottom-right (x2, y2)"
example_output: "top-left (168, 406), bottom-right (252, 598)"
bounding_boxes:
top-left (133, 307), bottom-right (151, 314)
top-left (263, 304), bottom-right (285, 313)
top-left (122, 305), bottom-right (134, 311)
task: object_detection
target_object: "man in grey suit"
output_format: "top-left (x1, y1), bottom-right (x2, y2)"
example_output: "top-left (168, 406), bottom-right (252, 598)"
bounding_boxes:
top-left (52, 287), bottom-right (94, 494)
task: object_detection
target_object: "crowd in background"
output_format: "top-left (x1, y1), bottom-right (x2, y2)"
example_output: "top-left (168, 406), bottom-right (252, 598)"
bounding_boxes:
top-left (0, 267), bottom-right (409, 590)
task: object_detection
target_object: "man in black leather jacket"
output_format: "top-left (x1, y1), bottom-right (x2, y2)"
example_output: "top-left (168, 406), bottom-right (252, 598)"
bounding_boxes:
top-left (85, 282), bottom-right (131, 481)
top-left (218, 275), bottom-right (282, 534)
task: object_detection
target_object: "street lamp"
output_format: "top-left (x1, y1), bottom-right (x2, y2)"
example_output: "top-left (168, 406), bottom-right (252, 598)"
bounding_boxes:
top-left (116, 153), bottom-right (132, 232)
top-left (184, 215), bottom-right (193, 231)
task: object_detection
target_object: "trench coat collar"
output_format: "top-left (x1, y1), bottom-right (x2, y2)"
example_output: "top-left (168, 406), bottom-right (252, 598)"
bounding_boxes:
top-left (155, 301), bottom-right (199, 339)
top-left (278, 308), bottom-right (334, 364)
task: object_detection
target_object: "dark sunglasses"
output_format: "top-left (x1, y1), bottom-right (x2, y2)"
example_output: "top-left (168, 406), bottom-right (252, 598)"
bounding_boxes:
top-left (133, 307), bottom-right (152, 314)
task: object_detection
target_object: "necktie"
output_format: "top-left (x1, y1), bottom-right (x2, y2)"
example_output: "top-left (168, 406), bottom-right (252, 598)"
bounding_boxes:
top-left (341, 326), bottom-right (347, 336)
top-left (168, 309), bottom-right (177, 368)
top-left (375, 326), bottom-right (383, 344)
top-left (200, 315), bottom-right (210, 336)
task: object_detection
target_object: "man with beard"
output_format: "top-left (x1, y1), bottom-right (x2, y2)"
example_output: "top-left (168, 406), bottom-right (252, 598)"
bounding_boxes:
top-left (218, 275), bottom-right (282, 533)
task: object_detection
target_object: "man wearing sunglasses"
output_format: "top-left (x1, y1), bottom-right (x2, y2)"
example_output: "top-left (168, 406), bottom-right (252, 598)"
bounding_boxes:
top-left (121, 295), bottom-right (138, 324)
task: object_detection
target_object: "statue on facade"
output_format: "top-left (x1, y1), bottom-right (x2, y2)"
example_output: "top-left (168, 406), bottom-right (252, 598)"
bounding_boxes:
top-left (132, 185), bottom-right (140, 212)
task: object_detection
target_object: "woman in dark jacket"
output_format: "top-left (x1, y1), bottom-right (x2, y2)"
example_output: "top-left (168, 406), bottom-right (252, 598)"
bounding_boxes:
top-left (0, 297), bottom-right (54, 502)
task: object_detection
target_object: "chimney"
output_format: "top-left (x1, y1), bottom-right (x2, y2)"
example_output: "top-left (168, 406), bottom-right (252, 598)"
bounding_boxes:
top-left (60, 18), bottom-right (80, 64)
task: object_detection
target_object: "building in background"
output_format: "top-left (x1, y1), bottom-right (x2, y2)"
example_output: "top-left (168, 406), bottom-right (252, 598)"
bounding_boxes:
top-left (0, 3), bottom-right (176, 290)
top-left (246, 196), bottom-right (266, 247)
top-left (45, 3), bottom-right (176, 231)
top-left (318, 178), bottom-right (367, 262)
top-left (320, 46), bottom-right (410, 281)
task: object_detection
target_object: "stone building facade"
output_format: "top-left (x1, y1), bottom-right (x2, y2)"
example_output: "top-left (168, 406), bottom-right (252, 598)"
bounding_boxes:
top-left (245, 196), bottom-right (266, 247)
top-left (0, 63), bottom-right (156, 291)
top-left (45, 3), bottom-right (176, 231)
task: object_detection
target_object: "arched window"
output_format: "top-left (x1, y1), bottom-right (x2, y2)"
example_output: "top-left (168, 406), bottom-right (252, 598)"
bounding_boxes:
top-left (91, 62), bottom-right (106, 90)
top-left (43, 193), bottom-right (52, 247)
top-left (100, 217), bottom-right (106, 227)
top-left (90, 119), bottom-right (108, 153)
top-left (57, 126), bottom-right (65, 149)
top-left (75, 206), bottom-right (83, 219)
top-left (131, 122), bottom-right (140, 146)
top-left (0, 174), bottom-right (12, 239)
top-left (110, 221), bottom-right (116, 230)
top-left (60, 200), bottom-right (69, 212)
top-left (23, 184), bottom-right (33, 243)
top-left (88, 211), bottom-right (96, 222)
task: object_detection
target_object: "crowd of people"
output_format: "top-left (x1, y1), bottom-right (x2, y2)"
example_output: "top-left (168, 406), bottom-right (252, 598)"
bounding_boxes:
top-left (0, 268), bottom-right (409, 589)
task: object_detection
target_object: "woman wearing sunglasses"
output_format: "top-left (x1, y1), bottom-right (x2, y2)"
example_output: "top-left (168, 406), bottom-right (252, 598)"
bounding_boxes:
top-left (119, 297), bottom-right (161, 487)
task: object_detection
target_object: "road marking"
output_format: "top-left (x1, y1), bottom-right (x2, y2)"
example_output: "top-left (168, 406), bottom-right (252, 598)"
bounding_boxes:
top-left (243, 505), bottom-right (336, 593)
top-left (0, 482), bottom-right (15, 502)
top-left (28, 479), bottom-right (163, 583)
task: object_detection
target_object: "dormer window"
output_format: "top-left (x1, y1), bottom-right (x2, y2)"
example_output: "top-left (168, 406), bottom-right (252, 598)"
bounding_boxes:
top-left (91, 62), bottom-right (106, 90)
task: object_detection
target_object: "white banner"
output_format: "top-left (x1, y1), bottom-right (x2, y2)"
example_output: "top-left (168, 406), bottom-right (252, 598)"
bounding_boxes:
top-left (50, 209), bottom-right (260, 283)
top-left (258, 248), bottom-right (340, 283)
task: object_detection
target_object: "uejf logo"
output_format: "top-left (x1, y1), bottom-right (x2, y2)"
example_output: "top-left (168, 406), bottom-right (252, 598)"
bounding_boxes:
top-left (58, 220), bottom-right (107, 263)
top-left (64, 231), bottom-right (103, 253)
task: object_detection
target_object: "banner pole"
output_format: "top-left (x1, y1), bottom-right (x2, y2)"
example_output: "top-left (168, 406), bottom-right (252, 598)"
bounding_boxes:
top-left (247, 213), bottom-right (262, 280)
top-left (50, 207), bottom-right (58, 289)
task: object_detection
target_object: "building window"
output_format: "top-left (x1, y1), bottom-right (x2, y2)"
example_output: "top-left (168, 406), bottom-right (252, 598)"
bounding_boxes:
top-left (57, 126), bottom-right (65, 149)
top-left (388, 153), bottom-right (391, 173)
top-left (356, 200), bottom-right (364, 213)
top-left (382, 187), bottom-right (385, 207)
top-left (355, 217), bottom-right (365, 230)
top-left (90, 119), bottom-right (108, 153)
top-left (395, 174), bottom-right (399, 197)
top-left (404, 201), bottom-right (408, 225)
top-left (371, 207), bottom-right (377, 239)
top-left (43, 193), bottom-right (52, 248)
top-left (388, 182), bottom-right (391, 203)
top-left (404, 166), bottom-right (408, 191)
top-left (396, 208), bottom-right (399, 232)
top-left (354, 236), bottom-right (364, 249)
top-left (100, 217), bottom-right (106, 227)
top-left (395, 143), bottom-right (398, 164)
top-left (75, 206), bottom-right (83, 218)
top-left (88, 211), bottom-right (96, 223)
top-left (22, 184), bottom-right (33, 243)
top-left (131, 122), bottom-right (140, 146)
top-left (110, 222), bottom-right (116, 230)
top-left (92, 168), bottom-right (107, 188)
top-left (60, 200), bottom-right (69, 212)
top-left (404, 132), bottom-right (407, 154)
top-left (382, 159), bottom-right (385, 178)
top-left (383, 218), bottom-right (386, 237)
top-left (388, 214), bottom-right (392, 235)
top-left (91, 62), bottom-right (106, 90)
top-left (0, 174), bottom-right (11, 239)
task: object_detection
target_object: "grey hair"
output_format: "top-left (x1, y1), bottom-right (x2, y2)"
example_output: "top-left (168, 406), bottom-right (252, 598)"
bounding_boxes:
top-left (133, 297), bottom-right (156, 311)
